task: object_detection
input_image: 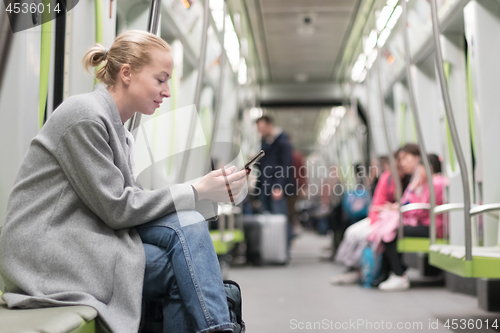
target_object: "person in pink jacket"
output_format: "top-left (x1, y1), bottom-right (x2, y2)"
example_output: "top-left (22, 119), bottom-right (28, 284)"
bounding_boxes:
top-left (330, 147), bottom-right (413, 285)
top-left (374, 154), bottom-right (447, 291)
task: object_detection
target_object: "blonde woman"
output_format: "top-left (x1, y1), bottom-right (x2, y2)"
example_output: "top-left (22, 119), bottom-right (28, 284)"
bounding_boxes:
top-left (0, 30), bottom-right (246, 333)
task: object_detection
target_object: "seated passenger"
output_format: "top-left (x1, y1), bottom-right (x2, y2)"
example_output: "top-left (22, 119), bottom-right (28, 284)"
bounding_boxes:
top-left (371, 154), bottom-right (446, 291)
top-left (330, 147), bottom-right (413, 285)
top-left (0, 30), bottom-right (247, 333)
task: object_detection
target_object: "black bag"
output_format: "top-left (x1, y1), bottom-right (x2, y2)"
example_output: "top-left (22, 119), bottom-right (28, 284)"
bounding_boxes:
top-left (224, 280), bottom-right (246, 333)
top-left (140, 281), bottom-right (245, 333)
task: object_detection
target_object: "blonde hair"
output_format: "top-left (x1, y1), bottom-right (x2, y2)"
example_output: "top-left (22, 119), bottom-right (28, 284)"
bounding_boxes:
top-left (82, 30), bottom-right (172, 87)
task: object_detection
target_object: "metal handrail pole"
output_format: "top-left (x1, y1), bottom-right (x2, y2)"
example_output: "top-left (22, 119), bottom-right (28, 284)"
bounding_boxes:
top-left (0, 10), bottom-right (16, 93)
top-left (430, 0), bottom-right (472, 261)
top-left (401, 0), bottom-right (437, 244)
top-left (375, 45), bottom-right (403, 238)
top-left (207, 0), bottom-right (227, 173)
top-left (178, 0), bottom-right (210, 182)
top-left (363, 72), bottom-right (385, 191)
top-left (350, 94), bottom-right (371, 194)
top-left (127, 0), bottom-right (162, 133)
top-left (470, 204), bottom-right (500, 217)
top-left (434, 203), bottom-right (466, 215)
top-left (400, 203), bottom-right (431, 213)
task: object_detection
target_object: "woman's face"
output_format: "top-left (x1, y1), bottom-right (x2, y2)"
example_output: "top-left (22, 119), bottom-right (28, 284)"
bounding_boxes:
top-left (398, 151), bottom-right (419, 175)
top-left (128, 49), bottom-right (174, 116)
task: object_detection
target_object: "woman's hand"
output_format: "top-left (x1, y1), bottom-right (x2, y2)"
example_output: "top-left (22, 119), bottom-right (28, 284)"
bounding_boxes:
top-left (192, 166), bottom-right (248, 202)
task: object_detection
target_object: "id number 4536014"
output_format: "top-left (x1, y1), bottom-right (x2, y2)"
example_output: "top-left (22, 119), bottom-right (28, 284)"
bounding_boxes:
top-left (5, 2), bottom-right (61, 14)
top-left (444, 319), bottom-right (498, 330)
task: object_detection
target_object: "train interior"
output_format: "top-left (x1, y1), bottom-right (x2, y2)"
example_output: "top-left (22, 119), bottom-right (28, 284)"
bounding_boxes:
top-left (2, 0), bottom-right (500, 332)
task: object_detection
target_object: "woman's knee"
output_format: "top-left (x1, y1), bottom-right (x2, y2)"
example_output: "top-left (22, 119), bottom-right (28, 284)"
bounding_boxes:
top-left (138, 211), bottom-right (206, 247)
top-left (175, 211), bottom-right (206, 228)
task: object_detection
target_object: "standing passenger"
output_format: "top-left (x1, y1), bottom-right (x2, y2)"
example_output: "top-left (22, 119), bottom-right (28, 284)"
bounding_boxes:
top-left (255, 115), bottom-right (294, 215)
top-left (255, 116), bottom-right (294, 251)
top-left (0, 30), bottom-right (246, 333)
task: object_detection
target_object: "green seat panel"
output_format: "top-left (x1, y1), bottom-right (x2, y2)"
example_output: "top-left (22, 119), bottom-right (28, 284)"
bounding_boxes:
top-left (210, 231), bottom-right (237, 255)
top-left (233, 229), bottom-right (245, 243)
top-left (397, 237), bottom-right (448, 253)
top-left (430, 249), bottom-right (500, 278)
top-left (211, 240), bottom-right (233, 255)
top-left (0, 297), bottom-right (97, 333)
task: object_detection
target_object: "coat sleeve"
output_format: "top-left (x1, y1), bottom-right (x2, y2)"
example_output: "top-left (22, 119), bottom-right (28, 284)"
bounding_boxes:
top-left (55, 119), bottom-right (195, 230)
top-left (275, 138), bottom-right (294, 189)
top-left (368, 172), bottom-right (391, 224)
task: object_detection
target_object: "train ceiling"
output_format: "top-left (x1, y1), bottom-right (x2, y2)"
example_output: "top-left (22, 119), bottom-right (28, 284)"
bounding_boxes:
top-left (242, 0), bottom-right (361, 83)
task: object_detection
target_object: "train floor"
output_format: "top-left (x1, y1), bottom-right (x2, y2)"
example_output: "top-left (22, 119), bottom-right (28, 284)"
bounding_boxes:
top-left (229, 231), bottom-right (500, 333)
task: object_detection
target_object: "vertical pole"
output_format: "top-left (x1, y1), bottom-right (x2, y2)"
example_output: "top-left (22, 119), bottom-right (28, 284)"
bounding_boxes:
top-left (430, 0), bottom-right (472, 260)
top-left (350, 94), bottom-right (371, 195)
top-left (401, 0), bottom-right (437, 244)
top-left (207, 0), bottom-right (227, 173)
top-left (178, 0), bottom-right (211, 182)
top-left (0, 10), bottom-right (16, 93)
top-left (375, 45), bottom-right (403, 239)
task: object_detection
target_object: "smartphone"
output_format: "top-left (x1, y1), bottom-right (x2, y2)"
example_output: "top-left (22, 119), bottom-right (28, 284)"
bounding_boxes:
top-left (239, 150), bottom-right (265, 172)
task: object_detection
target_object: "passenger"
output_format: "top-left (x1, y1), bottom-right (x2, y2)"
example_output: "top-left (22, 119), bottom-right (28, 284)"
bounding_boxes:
top-left (0, 30), bottom-right (247, 333)
top-left (255, 115), bottom-right (294, 215)
top-left (368, 156), bottom-right (390, 196)
top-left (255, 115), bottom-right (294, 248)
top-left (330, 148), bottom-right (412, 285)
top-left (372, 153), bottom-right (446, 291)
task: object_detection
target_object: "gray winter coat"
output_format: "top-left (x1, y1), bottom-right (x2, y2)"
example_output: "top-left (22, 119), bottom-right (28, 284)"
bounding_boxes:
top-left (0, 85), bottom-right (197, 332)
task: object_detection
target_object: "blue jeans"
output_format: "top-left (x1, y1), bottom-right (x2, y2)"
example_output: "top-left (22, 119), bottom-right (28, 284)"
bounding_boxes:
top-left (136, 211), bottom-right (234, 333)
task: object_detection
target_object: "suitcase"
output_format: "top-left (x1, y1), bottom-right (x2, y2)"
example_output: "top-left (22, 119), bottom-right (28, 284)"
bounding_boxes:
top-left (242, 214), bottom-right (288, 265)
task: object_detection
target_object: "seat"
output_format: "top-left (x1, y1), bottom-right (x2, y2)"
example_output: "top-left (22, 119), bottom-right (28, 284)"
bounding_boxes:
top-left (210, 205), bottom-right (245, 256)
top-left (0, 296), bottom-right (97, 333)
top-left (430, 244), bottom-right (500, 278)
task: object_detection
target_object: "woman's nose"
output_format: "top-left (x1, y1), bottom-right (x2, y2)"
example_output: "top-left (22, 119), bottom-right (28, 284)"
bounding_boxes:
top-left (161, 86), bottom-right (171, 98)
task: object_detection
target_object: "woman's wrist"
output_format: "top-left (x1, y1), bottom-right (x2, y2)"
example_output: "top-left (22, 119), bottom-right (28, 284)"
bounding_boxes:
top-left (192, 183), bottom-right (206, 201)
top-left (191, 185), bottom-right (199, 202)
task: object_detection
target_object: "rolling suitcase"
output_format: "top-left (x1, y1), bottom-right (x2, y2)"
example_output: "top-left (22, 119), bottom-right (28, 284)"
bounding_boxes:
top-left (242, 214), bottom-right (288, 265)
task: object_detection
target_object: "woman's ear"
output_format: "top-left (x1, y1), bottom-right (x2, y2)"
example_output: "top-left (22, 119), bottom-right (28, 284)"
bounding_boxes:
top-left (119, 64), bottom-right (132, 86)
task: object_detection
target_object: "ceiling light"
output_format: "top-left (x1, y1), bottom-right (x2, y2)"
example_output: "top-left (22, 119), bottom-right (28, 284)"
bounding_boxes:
top-left (364, 30), bottom-right (378, 54)
top-left (377, 6), bottom-right (394, 31)
top-left (386, 6), bottom-right (402, 30)
top-left (377, 28), bottom-right (391, 47)
top-left (358, 69), bottom-right (368, 83)
top-left (224, 15), bottom-right (240, 72)
top-left (351, 54), bottom-right (367, 81)
top-left (249, 107), bottom-right (262, 120)
top-left (238, 58), bottom-right (247, 85)
top-left (386, 0), bottom-right (399, 8)
top-left (365, 49), bottom-right (378, 70)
